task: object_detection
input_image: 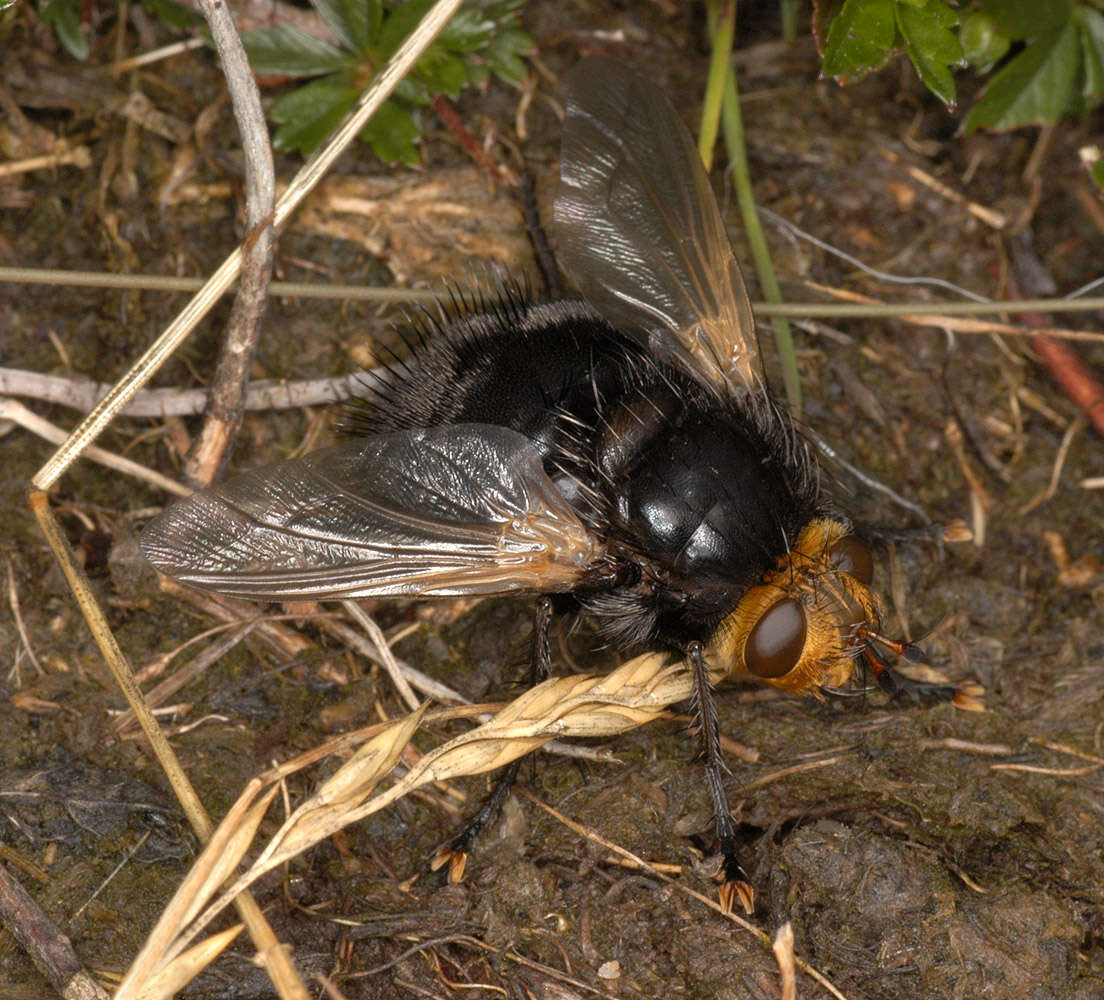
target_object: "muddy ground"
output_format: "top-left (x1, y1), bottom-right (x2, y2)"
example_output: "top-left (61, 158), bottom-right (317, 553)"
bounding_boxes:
top-left (0, 2), bottom-right (1102, 999)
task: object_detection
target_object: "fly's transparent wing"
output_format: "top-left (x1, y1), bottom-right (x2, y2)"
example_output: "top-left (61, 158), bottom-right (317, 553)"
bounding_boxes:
top-left (552, 56), bottom-right (761, 399)
top-left (141, 425), bottom-right (606, 600)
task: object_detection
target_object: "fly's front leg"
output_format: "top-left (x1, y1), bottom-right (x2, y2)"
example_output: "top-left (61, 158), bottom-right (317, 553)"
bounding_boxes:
top-left (430, 597), bottom-right (554, 881)
top-left (519, 174), bottom-right (564, 299)
top-left (688, 641), bottom-right (754, 915)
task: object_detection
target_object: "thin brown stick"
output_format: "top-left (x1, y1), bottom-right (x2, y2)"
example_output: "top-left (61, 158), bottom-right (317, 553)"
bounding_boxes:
top-left (6, 559), bottom-right (44, 677)
top-left (156, 576), bottom-right (312, 660)
top-left (184, 0), bottom-right (276, 487)
top-left (772, 921), bottom-right (797, 1000)
top-left (1032, 738), bottom-right (1104, 765)
top-left (109, 37), bottom-right (207, 73)
top-left (732, 753), bottom-right (852, 795)
top-left (878, 146), bottom-right (1008, 229)
top-left (112, 622), bottom-right (257, 739)
top-left (0, 266), bottom-right (442, 301)
top-left (0, 366), bottom-right (364, 417)
top-left (1, 397), bottom-right (191, 496)
top-left (0, 146), bottom-right (92, 177)
top-left (990, 762), bottom-right (1102, 777)
top-left (801, 282), bottom-right (1104, 343)
top-left (2, 263), bottom-right (1102, 325)
top-left (341, 600), bottom-right (421, 711)
top-left (1019, 417), bottom-right (1084, 515)
top-left (0, 861), bottom-right (110, 1000)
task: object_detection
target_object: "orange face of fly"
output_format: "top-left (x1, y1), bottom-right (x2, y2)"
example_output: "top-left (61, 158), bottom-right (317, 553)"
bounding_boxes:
top-left (707, 518), bottom-right (884, 695)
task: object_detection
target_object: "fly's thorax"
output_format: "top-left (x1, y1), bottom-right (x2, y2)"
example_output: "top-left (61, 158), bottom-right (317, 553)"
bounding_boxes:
top-left (707, 517), bottom-right (883, 695)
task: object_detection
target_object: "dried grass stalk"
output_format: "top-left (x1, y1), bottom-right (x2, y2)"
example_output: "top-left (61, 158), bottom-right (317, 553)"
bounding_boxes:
top-left (133, 925), bottom-right (244, 1000)
top-left (116, 653), bottom-right (697, 996)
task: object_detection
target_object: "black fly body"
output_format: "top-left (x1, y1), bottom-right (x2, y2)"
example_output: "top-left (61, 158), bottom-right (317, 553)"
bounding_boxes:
top-left (141, 57), bottom-right (977, 914)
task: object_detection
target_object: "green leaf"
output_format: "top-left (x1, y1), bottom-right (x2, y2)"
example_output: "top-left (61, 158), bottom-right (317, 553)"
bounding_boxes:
top-left (416, 49), bottom-right (470, 97)
top-left (484, 27), bottom-right (532, 83)
top-left (822, 0), bottom-right (897, 84)
top-left (395, 75), bottom-right (433, 106)
top-left (1079, 8), bottom-right (1104, 100)
top-left (438, 6), bottom-right (497, 52)
top-left (242, 24), bottom-right (351, 77)
top-left (980, 0), bottom-right (1073, 42)
top-left (270, 76), bottom-right (359, 154)
top-left (37, 0), bottom-right (89, 60)
top-left (377, 0), bottom-right (437, 58)
top-left (813, 0), bottom-right (847, 54)
top-left (959, 10), bottom-right (1010, 71)
top-left (467, 62), bottom-right (491, 87)
top-left (897, 0), bottom-right (963, 106)
top-left (359, 99), bottom-right (421, 164)
top-left (309, 0), bottom-right (379, 54)
top-left (963, 21), bottom-right (1081, 131)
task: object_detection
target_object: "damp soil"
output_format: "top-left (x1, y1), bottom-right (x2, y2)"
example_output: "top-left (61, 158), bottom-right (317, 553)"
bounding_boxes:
top-left (1, 3), bottom-right (1102, 999)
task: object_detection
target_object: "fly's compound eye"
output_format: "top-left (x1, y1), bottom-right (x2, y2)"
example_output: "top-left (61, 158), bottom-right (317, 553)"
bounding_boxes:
top-left (745, 598), bottom-right (807, 678)
top-left (828, 535), bottom-right (874, 586)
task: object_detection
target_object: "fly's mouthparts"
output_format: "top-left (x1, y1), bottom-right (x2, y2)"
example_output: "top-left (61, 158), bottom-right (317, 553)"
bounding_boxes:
top-left (857, 626), bottom-right (930, 666)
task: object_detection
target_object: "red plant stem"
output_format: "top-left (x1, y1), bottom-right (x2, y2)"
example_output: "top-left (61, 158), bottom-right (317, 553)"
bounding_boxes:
top-left (1028, 333), bottom-right (1104, 437)
top-left (1012, 289), bottom-right (1104, 439)
top-left (1007, 237), bottom-right (1104, 438)
top-left (432, 94), bottom-right (503, 183)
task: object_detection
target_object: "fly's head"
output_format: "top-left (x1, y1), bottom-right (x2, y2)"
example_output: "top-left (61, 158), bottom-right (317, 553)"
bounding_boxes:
top-left (709, 518), bottom-right (893, 695)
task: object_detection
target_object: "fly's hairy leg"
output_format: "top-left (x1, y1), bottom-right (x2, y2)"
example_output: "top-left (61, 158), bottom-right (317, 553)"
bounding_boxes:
top-left (430, 597), bottom-right (554, 880)
top-left (688, 641), bottom-right (754, 915)
top-left (519, 174), bottom-right (564, 299)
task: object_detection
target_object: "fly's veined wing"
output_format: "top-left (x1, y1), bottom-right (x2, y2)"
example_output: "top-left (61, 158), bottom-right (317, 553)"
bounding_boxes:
top-left (552, 56), bottom-right (761, 399)
top-left (141, 425), bottom-right (606, 601)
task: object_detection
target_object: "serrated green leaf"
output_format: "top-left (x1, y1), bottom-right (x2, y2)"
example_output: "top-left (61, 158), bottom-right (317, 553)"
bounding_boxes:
top-left (309, 0), bottom-right (379, 52)
top-left (360, 99), bottom-right (420, 164)
top-left (963, 21), bottom-right (1080, 132)
top-left (271, 76), bottom-right (358, 154)
top-left (1079, 8), bottom-right (1104, 99)
top-left (243, 24), bottom-right (351, 77)
top-left (484, 28), bottom-right (532, 84)
top-left (377, 0), bottom-right (437, 57)
top-left (37, 0), bottom-right (89, 60)
top-left (822, 0), bottom-right (897, 84)
top-left (438, 7), bottom-right (496, 52)
top-left (980, 0), bottom-right (1073, 42)
top-left (467, 62), bottom-right (491, 87)
top-left (897, 0), bottom-right (963, 106)
top-left (416, 50), bottom-right (470, 97)
top-left (395, 75), bottom-right (433, 106)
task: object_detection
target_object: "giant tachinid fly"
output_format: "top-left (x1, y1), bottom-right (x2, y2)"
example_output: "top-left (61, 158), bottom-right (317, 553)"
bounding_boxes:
top-left (141, 56), bottom-right (976, 914)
